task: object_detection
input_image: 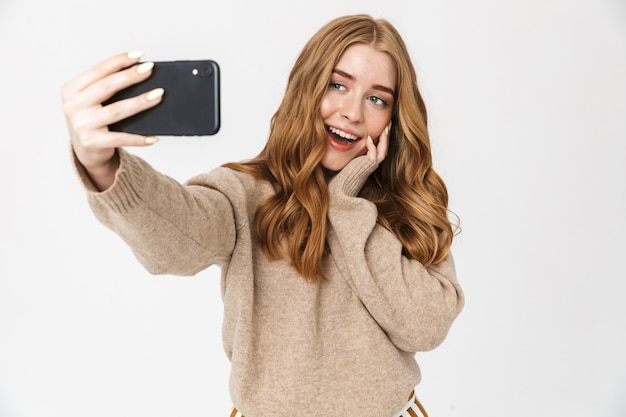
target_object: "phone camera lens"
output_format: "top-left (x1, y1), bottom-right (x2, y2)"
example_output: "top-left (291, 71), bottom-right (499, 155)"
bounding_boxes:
top-left (201, 66), bottom-right (213, 78)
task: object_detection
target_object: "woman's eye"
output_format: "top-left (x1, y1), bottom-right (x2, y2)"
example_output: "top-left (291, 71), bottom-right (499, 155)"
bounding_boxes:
top-left (329, 82), bottom-right (345, 91)
top-left (369, 96), bottom-right (386, 106)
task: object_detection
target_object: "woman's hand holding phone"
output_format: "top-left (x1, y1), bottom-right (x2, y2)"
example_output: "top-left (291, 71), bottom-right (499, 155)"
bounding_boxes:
top-left (61, 51), bottom-right (163, 191)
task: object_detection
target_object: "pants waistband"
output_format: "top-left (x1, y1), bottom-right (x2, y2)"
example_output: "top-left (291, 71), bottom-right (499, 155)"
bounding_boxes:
top-left (230, 389), bottom-right (428, 417)
top-left (393, 390), bottom-right (429, 417)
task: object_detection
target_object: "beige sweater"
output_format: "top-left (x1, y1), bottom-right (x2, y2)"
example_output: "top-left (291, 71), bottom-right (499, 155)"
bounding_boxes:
top-left (74, 148), bottom-right (464, 417)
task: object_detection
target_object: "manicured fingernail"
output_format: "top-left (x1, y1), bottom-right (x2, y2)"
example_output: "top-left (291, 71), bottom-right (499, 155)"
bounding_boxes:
top-left (146, 87), bottom-right (164, 100)
top-left (127, 50), bottom-right (145, 59)
top-left (385, 121), bottom-right (392, 135)
top-left (145, 136), bottom-right (159, 145)
top-left (368, 135), bottom-right (374, 144)
top-left (136, 61), bottom-right (154, 74)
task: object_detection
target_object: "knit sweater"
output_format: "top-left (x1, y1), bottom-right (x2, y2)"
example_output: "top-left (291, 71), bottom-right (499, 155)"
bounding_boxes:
top-left (73, 148), bottom-right (464, 417)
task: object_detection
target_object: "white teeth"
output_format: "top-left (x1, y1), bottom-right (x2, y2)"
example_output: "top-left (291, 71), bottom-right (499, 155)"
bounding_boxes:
top-left (329, 126), bottom-right (358, 141)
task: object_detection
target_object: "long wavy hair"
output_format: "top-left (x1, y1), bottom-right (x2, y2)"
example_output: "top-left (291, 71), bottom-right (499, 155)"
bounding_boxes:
top-left (223, 14), bottom-right (456, 281)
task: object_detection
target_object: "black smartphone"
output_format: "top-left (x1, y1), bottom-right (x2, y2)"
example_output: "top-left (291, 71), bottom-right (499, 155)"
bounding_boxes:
top-left (104, 60), bottom-right (220, 136)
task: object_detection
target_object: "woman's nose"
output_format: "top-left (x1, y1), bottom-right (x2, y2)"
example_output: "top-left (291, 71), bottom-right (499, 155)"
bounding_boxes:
top-left (340, 95), bottom-right (363, 122)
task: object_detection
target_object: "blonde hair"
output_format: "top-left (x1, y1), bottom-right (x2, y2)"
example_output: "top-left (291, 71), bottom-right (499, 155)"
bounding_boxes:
top-left (224, 15), bottom-right (456, 281)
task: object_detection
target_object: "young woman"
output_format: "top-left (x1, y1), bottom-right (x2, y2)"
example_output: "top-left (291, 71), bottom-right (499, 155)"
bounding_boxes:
top-left (62, 14), bottom-right (464, 417)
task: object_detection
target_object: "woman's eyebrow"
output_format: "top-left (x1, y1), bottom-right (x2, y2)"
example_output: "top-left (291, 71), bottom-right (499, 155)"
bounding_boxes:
top-left (332, 68), bottom-right (396, 96)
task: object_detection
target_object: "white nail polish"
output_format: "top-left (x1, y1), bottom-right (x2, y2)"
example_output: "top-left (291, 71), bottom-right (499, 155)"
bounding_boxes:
top-left (146, 88), bottom-right (164, 100)
top-left (136, 61), bottom-right (154, 74)
top-left (127, 50), bottom-right (145, 60)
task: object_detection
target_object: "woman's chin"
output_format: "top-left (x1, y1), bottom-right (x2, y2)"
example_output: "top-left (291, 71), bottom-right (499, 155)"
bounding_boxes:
top-left (320, 157), bottom-right (349, 172)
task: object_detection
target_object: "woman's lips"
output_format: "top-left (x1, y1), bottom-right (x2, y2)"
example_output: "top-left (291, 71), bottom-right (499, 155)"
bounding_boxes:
top-left (327, 130), bottom-right (356, 151)
top-left (326, 125), bottom-right (361, 150)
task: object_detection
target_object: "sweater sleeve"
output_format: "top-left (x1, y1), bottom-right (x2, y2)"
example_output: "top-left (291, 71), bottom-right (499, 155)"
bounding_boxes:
top-left (326, 156), bottom-right (464, 353)
top-left (73, 148), bottom-right (237, 276)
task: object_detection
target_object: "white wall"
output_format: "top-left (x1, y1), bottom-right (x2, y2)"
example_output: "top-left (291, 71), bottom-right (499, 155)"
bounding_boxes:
top-left (1, 0), bottom-right (624, 416)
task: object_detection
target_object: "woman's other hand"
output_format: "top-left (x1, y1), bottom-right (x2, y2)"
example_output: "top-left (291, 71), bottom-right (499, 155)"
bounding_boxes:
top-left (364, 120), bottom-right (391, 164)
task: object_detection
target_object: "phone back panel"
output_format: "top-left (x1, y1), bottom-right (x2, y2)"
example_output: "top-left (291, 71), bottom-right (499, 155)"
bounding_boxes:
top-left (105, 60), bottom-right (220, 136)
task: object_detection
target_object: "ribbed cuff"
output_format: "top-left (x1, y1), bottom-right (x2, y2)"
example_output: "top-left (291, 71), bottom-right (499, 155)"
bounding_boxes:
top-left (329, 156), bottom-right (378, 197)
top-left (88, 148), bottom-right (148, 214)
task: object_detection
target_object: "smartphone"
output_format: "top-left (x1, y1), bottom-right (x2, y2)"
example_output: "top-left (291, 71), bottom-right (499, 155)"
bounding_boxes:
top-left (104, 60), bottom-right (220, 136)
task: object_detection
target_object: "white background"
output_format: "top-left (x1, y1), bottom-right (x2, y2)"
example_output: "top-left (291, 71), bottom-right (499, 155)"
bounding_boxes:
top-left (1, 0), bottom-right (625, 416)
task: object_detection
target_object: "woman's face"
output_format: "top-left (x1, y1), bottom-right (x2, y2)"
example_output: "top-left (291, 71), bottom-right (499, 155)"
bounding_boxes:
top-left (320, 43), bottom-right (396, 171)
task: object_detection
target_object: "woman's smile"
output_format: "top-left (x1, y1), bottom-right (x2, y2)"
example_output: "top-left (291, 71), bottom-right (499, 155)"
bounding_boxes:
top-left (326, 125), bottom-right (362, 149)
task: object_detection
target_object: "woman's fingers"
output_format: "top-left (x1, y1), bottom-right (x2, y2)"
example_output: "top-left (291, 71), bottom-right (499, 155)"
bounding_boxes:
top-left (365, 135), bottom-right (377, 159)
top-left (66, 86), bottom-right (163, 141)
top-left (62, 51), bottom-right (164, 181)
top-left (61, 51), bottom-right (145, 101)
top-left (365, 120), bottom-right (391, 164)
top-left (98, 87), bottom-right (164, 128)
top-left (376, 121), bottom-right (391, 163)
top-left (85, 130), bottom-right (160, 153)
top-left (65, 61), bottom-right (156, 112)
top-left (70, 87), bottom-right (163, 151)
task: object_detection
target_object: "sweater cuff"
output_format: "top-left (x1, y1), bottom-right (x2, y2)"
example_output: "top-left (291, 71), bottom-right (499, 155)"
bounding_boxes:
top-left (70, 144), bottom-right (101, 193)
top-left (70, 145), bottom-right (147, 214)
top-left (90, 149), bottom-right (148, 214)
top-left (328, 156), bottom-right (378, 197)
